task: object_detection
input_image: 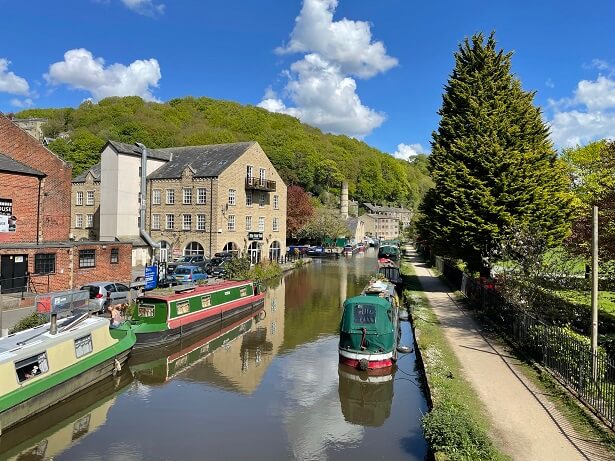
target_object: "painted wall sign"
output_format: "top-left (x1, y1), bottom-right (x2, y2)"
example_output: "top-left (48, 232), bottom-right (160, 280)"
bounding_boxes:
top-left (0, 198), bottom-right (15, 232)
top-left (248, 232), bottom-right (263, 241)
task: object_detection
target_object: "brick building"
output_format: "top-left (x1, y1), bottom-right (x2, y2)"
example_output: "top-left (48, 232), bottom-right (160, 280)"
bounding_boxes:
top-left (0, 114), bottom-right (131, 294)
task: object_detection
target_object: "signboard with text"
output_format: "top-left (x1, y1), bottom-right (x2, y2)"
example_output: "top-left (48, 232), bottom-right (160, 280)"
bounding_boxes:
top-left (145, 266), bottom-right (158, 290)
top-left (0, 198), bottom-right (15, 233)
top-left (248, 232), bottom-right (263, 241)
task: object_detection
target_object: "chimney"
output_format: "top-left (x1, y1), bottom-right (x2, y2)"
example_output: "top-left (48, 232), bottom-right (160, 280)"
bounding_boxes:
top-left (340, 181), bottom-right (349, 220)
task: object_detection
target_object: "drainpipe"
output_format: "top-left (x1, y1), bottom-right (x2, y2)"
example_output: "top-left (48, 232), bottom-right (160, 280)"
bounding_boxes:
top-left (209, 178), bottom-right (214, 258)
top-left (36, 178), bottom-right (42, 244)
top-left (135, 142), bottom-right (159, 261)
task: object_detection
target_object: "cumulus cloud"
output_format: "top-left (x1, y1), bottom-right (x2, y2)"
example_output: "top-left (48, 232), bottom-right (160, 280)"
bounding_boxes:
top-left (276, 0), bottom-right (397, 78)
top-left (0, 59), bottom-right (29, 96)
top-left (549, 72), bottom-right (615, 147)
top-left (259, 54), bottom-right (385, 137)
top-left (45, 48), bottom-right (161, 102)
top-left (259, 0), bottom-right (395, 138)
top-left (121, 0), bottom-right (165, 16)
top-left (10, 97), bottom-right (34, 108)
top-left (393, 143), bottom-right (426, 161)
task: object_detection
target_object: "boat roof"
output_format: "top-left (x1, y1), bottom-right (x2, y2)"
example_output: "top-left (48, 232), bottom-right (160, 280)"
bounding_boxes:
top-left (344, 295), bottom-right (391, 309)
top-left (140, 280), bottom-right (252, 302)
top-left (0, 316), bottom-right (109, 364)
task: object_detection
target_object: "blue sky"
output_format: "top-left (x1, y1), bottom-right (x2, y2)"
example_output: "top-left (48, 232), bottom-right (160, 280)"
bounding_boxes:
top-left (1, 0), bottom-right (614, 159)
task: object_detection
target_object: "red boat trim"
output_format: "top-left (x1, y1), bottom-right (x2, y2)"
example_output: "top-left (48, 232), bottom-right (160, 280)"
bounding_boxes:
top-left (339, 356), bottom-right (394, 370)
top-left (142, 280), bottom-right (253, 303)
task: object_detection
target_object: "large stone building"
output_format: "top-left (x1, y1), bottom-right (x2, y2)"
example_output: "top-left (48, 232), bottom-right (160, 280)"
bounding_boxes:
top-left (359, 213), bottom-right (400, 241)
top-left (363, 203), bottom-right (412, 228)
top-left (9, 117), bottom-right (48, 143)
top-left (74, 140), bottom-right (287, 265)
top-left (71, 164), bottom-right (101, 241)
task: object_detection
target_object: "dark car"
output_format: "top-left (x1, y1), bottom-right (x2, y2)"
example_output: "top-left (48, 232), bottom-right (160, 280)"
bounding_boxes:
top-left (214, 251), bottom-right (234, 260)
top-left (207, 257), bottom-right (224, 274)
top-left (210, 261), bottom-right (228, 278)
top-left (167, 255), bottom-right (212, 274)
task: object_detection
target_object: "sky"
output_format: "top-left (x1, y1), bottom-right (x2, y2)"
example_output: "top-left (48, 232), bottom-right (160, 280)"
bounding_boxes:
top-left (1, 0), bottom-right (614, 160)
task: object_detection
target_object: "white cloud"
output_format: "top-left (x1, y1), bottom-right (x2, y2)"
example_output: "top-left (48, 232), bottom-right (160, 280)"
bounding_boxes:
top-left (549, 73), bottom-right (615, 147)
top-left (393, 143), bottom-right (426, 161)
top-left (259, 54), bottom-right (385, 137)
top-left (0, 59), bottom-right (29, 96)
top-left (276, 0), bottom-right (397, 79)
top-left (10, 97), bottom-right (33, 108)
top-left (45, 48), bottom-right (161, 102)
top-left (120, 0), bottom-right (165, 16)
top-left (545, 78), bottom-right (554, 88)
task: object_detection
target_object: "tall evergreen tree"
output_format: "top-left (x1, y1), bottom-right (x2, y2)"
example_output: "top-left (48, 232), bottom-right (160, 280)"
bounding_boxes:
top-left (418, 32), bottom-right (573, 274)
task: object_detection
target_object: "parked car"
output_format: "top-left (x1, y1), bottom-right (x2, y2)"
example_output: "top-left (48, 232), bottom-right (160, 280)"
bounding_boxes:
top-left (167, 255), bottom-right (212, 274)
top-left (214, 251), bottom-right (235, 260)
top-left (80, 282), bottom-right (140, 314)
top-left (135, 274), bottom-right (180, 290)
top-left (210, 261), bottom-right (228, 278)
top-left (173, 265), bottom-right (209, 284)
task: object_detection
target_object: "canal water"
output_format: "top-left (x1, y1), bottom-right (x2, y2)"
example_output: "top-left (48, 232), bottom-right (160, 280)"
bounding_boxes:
top-left (0, 249), bottom-right (429, 461)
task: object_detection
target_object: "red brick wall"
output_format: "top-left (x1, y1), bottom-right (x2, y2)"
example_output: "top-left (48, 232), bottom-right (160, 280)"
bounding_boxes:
top-left (0, 114), bottom-right (72, 242)
top-left (0, 172), bottom-right (41, 243)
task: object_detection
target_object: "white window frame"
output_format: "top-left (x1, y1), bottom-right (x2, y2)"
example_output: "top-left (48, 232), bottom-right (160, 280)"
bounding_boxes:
top-left (183, 214), bottom-right (192, 231)
top-left (273, 217), bottom-right (279, 232)
top-left (166, 214), bottom-right (174, 230)
top-left (86, 190), bottom-right (95, 206)
top-left (183, 188), bottom-right (192, 205)
top-left (258, 217), bottom-right (265, 232)
top-left (152, 214), bottom-right (161, 230)
top-left (273, 195), bottom-right (279, 210)
top-left (228, 215), bottom-right (235, 231)
top-left (259, 168), bottom-right (266, 183)
top-left (246, 190), bottom-right (253, 207)
top-left (246, 215), bottom-right (252, 231)
top-left (197, 187), bottom-right (207, 205)
top-left (228, 189), bottom-right (236, 206)
top-left (75, 335), bottom-right (93, 358)
top-left (76, 191), bottom-right (83, 206)
top-left (166, 189), bottom-right (175, 205)
top-left (259, 192), bottom-right (265, 207)
top-left (86, 214), bottom-right (94, 228)
top-left (75, 214), bottom-right (83, 228)
top-left (247, 165), bottom-right (253, 179)
top-left (152, 189), bottom-right (161, 205)
top-left (197, 214), bottom-right (206, 231)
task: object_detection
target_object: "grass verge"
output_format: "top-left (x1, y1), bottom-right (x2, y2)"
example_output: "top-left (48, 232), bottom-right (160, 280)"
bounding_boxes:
top-left (402, 262), bottom-right (509, 461)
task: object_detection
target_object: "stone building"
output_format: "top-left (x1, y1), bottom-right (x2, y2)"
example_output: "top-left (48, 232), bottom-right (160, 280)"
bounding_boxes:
top-left (363, 203), bottom-right (412, 229)
top-left (71, 164), bottom-right (101, 241)
top-left (359, 213), bottom-right (400, 241)
top-left (9, 117), bottom-right (48, 142)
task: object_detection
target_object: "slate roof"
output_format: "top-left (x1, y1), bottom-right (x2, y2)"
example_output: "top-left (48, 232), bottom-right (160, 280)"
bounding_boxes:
top-left (106, 140), bottom-right (174, 162)
top-left (364, 202), bottom-right (410, 213)
top-left (72, 163), bottom-right (101, 183)
top-left (0, 152), bottom-right (46, 178)
top-left (147, 142), bottom-right (255, 180)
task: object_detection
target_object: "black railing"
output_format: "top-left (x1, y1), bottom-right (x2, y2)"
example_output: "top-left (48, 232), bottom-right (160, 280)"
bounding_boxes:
top-left (245, 176), bottom-right (276, 192)
top-left (418, 249), bottom-right (615, 429)
top-left (274, 253), bottom-right (305, 265)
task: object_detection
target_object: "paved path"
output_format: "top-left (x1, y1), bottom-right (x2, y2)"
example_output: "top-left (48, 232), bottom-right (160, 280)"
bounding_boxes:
top-left (408, 250), bottom-right (611, 461)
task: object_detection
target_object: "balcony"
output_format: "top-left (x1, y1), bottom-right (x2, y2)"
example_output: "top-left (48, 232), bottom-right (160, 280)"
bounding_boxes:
top-left (245, 176), bottom-right (276, 192)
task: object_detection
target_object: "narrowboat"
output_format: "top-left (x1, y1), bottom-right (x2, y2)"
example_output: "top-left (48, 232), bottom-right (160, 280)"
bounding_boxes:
top-left (377, 244), bottom-right (400, 262)
top-left (378, 258), bottom-right (402, 286)
top-left (130, 280), bottom-right (265, 347)
top-left (0, 314), bottom-right (135, 435)
top-left (339, 279), bottom-right (401, 372)
top-left (343, 244), bottom-right (355, 255)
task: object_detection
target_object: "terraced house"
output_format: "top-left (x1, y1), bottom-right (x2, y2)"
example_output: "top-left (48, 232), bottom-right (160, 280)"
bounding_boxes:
top-left (77, 140), bottom-right (287, 266)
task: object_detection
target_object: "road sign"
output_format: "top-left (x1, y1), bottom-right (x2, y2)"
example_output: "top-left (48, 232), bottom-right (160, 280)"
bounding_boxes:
top-left (145, 265), bottom-right (158, 290)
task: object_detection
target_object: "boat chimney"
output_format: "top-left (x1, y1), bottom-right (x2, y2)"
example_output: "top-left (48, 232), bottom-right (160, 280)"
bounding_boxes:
top-left (340, 181), bottom-right (349, 220)
top-left (50, 313), bottom-right (57, 335)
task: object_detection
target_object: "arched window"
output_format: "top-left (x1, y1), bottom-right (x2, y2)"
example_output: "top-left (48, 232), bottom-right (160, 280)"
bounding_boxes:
top-left (269, 241), bottom-right (281, 261)
top-left (158, 240), bottom-right (171, 262)
top-left (223, 242), bottom-right (239, 256)
top-left (184, 241), bottom-right (204, 256)
top-left (248, 241), bottom-right (261, 264)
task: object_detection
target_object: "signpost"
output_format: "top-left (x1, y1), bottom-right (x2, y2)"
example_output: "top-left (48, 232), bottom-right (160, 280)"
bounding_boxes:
top-left (248, 232), bottom-right (263, 241)
top-left (145, 265), bottom-right (158, 290)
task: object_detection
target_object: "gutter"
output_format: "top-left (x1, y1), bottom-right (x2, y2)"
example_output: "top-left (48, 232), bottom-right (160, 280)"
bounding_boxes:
top-left (135, 142), bottom-right (159, 257)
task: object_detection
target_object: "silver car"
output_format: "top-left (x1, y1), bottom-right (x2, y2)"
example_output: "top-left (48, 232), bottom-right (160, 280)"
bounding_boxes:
top-left (80, 282), bottom-right (140, 314)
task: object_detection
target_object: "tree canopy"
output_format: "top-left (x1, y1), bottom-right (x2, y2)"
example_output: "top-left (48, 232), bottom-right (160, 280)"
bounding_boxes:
top-left (16, 96), bottom-right (431, 209)
top-left (417, 32), bottom-right (574, 274)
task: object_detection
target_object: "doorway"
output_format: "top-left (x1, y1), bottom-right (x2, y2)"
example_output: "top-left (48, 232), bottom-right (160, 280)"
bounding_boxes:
top-left (0, 254), bottom-right (28, 294)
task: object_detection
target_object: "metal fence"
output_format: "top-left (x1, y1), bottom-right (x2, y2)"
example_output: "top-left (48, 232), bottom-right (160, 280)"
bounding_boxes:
top-left (421, 248), bottom-right (615, 429)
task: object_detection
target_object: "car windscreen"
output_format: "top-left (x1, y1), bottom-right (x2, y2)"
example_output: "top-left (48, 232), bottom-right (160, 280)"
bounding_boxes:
top-left (174, 268), bottom-right (191, 275)
top-left (81, 285), bottom-right (99, 298)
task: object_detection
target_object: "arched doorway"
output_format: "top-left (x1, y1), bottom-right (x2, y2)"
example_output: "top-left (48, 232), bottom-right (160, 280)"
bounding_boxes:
top-left (158, 240), bottom-right (171, 262)
top-left (248, 241), bottom-right (261, 264)
top-left (223, 242), bottom-right (239, 256)
top-left (184, 241), bottom-right (204, 256)
top-left (269, 241), bottom-right (281, 261)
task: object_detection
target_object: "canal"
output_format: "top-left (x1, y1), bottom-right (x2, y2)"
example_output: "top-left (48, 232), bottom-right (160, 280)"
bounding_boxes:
top-left (0, 249), bottom-right (429, 461)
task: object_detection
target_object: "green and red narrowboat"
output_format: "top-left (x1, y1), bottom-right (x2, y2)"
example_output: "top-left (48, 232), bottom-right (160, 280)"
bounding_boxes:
top-left (131, 280), bottom-right (265, 347)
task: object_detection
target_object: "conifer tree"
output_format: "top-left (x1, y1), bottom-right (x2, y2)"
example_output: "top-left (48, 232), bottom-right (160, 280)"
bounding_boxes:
top-left (418, 32), bottom-right (573, 275)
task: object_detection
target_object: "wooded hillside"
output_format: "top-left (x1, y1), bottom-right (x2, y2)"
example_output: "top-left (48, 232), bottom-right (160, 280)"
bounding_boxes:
top-left (16, 96), bottom-right (431, 208)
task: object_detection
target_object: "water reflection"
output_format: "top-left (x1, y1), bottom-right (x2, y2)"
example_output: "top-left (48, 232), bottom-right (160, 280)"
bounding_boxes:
top-left (338, 367), bottom-right (394, 427)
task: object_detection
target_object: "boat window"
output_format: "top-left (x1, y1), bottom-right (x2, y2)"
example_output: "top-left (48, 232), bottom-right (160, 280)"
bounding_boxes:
top-left (240, 287), bottom-right (247, 297)
top-left (177, 300), bottom-right (190, 315)
top-left (354, 304), bottom-right (377, 324)
top-left (75, 334), bottom-right (93, 358)
top-left (202, 295), bottom-right (212, 308)
top-left (15, 352), bottom-right (49, 383)
top-left (138, 304), bottom-right (156, 317)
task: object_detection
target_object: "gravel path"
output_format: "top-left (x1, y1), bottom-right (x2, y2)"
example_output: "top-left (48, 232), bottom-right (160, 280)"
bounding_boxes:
top-left (409, 251), bottom-right (612, 461)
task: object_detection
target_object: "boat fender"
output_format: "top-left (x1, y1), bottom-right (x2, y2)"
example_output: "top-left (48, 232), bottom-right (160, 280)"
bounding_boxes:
top-left (358, 358), bottom-right (369, 371)
top-left (397, 345), bottom-right (413, 354)
top-left (113, 358), bottom-right (122, 375)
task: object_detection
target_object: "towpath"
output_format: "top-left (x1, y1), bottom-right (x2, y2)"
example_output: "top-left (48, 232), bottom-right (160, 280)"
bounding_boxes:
top-left (408, 249), bottom-right (611, 461)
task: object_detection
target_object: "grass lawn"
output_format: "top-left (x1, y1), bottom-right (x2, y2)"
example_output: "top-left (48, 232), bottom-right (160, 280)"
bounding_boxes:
top-left (554, 290), bottom-right (615, 316)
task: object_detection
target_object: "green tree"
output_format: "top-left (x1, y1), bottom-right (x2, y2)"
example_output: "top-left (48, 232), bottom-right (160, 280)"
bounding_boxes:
top-left (417, 32), bottom-right (574, 275)
top-left (300, 209), bottom-right (349, 245)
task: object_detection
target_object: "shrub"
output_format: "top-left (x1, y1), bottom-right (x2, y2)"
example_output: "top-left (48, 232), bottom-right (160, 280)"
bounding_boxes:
top-left (225, 257), bottom-right (251, 280)
top-left (9, 312), bottom-right (48, 334)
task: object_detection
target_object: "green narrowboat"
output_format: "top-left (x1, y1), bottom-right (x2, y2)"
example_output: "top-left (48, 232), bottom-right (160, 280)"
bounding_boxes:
top-left (0, 314), bottom-right (135, 435)
top-left (131, 280), bottom-right (265, 347)
top-left (377, 244), bottom-right (400, 262)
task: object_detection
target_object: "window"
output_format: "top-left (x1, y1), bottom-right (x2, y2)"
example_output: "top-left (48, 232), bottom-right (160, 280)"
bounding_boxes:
top-left (75, 214), bottom-right (83, 228)
top-left (197, 214), bottom-right (206, 231)
top-left (166, 214), bottom-right (175, 230)
top-left (246, 215), bottom-right (252, 231)
top-left (259, 192), bottom-right (265, 207)
top-left (76, 191), bottom-right (83, 206)
top-left (86, 191), bottom-right (95, 206)
top-left (184, 242), bottom-right (204, 255)
top-left (197, 187), bottom-right (207, 204)
top-left (110, 248), bottom-right (119, 264)
top-left (248, 241), bottom-right (261, 264)
top-left (75, 335), bottom-right (93, 358)
top-left (259, 168), bottom-right (266, 183)
top-left (86, 214), bottom-right (94, 228)
top-left (228, 215), bottom-right (235, 231)
top-left (183, 188), bottom-right (192, 205)
top-left (152, 189), bottom-right (161, 205)
top-left (166, 189), bottom-right (175, 205)
top-left (35, 253), bottom-right (55, 274)
top-left (183, 214), bottom-right (192, 231)
top-left (269, 241), bottom-right (281, 261)
top-left (272, 217), bottom-right (279, 232)
top-left (177, 300), bottom-right (190, 315)
top-left (273, 195), bottom-right (279, 210)
top-left (15, 353), bottom-right (49, 383)
top-left (258, 217), bottom-right (265, 232)
top-left (228, 189), bottom-right (236, 206)
top-left (152, 214), bottom-right (161, 230)
top-left (246, 165), bottom-right (253, 179)
top-left (202, 295), bottom-right (212, 308)
top-left (246, 190), bottom-right (253, 206)
top-left (79, 249), bottom-right (95, 268)
top-left (354, 304), bottom-right (377, 324)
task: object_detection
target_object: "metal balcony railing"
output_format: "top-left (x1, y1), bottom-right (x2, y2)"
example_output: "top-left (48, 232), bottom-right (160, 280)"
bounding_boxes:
top-left (245, 176), bottom-right (276, 192)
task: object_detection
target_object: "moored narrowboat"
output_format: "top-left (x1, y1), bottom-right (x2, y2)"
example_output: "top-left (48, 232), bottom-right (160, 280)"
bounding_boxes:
top-left (338, 279), bottom-right (400, 372)
top-left (131, 280), bottom-right (265, 347)
top-left (0, 314), bottom-right (135, 435)
top-left (378, 258), bottom-right (402, 286)
top-left (377, 244), bottom-right (400, 262)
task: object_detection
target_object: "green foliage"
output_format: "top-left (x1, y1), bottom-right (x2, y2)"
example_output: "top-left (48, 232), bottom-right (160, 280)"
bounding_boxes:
top-left (299, 208), bottom-right (349, 244)
top-left (18, 96), bottom-right (431, 208)
top-left (417, 32), bottom-right (574, 274)
top-left (225, 257), bottom-right (252, 280)
top-left (9, 313), bottom-right (48, 334)
top-left (247, 260), bottom-right (283, 282)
